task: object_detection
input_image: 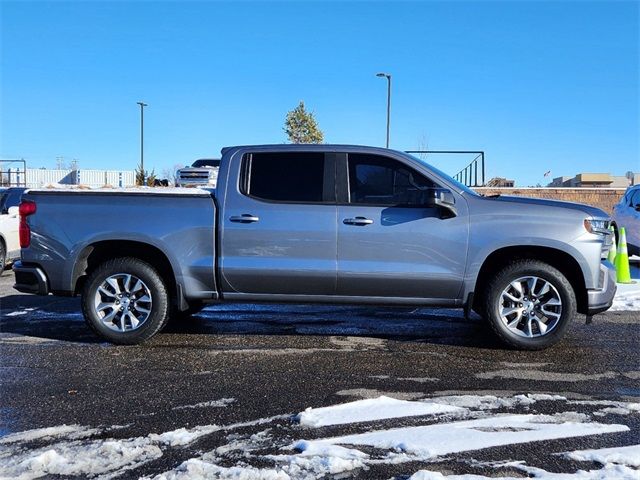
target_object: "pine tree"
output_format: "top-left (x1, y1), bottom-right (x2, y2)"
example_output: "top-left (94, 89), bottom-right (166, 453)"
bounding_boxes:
top-left (284, 101), bottom-right (324, 144)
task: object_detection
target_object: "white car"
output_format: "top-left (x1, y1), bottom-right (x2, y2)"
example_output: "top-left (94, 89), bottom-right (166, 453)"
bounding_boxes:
top-left (612, 185), bottom-right (640, 256)
top-left (0, 188), bottom-right (24, 273)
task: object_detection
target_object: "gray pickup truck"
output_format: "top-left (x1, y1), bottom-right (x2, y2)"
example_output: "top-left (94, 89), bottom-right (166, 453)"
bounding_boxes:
top-left (13, 145), bottom-right (616, 349)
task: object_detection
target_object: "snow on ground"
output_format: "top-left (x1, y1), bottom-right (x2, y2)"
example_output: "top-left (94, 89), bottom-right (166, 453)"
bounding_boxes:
top-left (3, 394), bottom-right (639, 480)
top-left (429, 393), bottom-right (566, 411)
top-left (310, 414), bottom-right (628, 459)
top-left (297, 395), bottom-right (463, 427)
top-left (172, 398), bottom-right (236, 411)
top-left (610, 281), bottom-right (640, 311)
top-left (564, 444), bottom-right (640, 468)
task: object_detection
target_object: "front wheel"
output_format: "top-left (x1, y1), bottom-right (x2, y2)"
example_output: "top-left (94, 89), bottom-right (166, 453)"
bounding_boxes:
top-left (81, 257), bottom-right (169, 344)
top-left (483, 260), bottom-right (576, 350)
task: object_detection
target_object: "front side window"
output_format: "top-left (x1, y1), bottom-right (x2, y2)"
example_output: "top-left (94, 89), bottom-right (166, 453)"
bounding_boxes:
top-left (630, 189), bottom-right (640, 207)
top-left (348, 154), bottom-right (436, 206)
top-left (244, 152), bottom-right (328, 203)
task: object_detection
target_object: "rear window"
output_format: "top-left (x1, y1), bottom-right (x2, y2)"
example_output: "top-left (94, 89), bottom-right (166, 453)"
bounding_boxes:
top-left (244, 152), bottom-right (328, 203)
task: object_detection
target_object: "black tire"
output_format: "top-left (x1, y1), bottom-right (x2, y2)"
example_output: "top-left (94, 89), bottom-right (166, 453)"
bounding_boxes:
top-left (81, 257), bottom-right (169, 345)
top-left (0, 242), bottom-right (6, 276)
top-left (483, 260), bottom-right (576, 350)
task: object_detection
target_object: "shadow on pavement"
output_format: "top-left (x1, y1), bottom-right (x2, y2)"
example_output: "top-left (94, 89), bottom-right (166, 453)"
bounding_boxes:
top-left (0, 294), bottom-right (502, 349)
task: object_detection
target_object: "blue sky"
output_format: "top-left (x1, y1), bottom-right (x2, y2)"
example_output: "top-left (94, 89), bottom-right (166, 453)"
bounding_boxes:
top-left (1, 1), bottom-right (638, 185)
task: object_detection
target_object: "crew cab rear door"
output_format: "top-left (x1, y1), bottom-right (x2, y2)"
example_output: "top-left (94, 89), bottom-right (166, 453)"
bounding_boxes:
top-left (219, 150), bottom-right (337, 296)
top-left (336, 152), bottom-right (468, 301)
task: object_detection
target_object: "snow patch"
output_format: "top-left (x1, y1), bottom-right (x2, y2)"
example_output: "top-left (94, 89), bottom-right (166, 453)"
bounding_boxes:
top-left (431, 393), bottom-right (566, 411)
top-left (311, 414), bottom-right (628, 459)
top-left (564, 444), bottom-right (640, 468)
top-left (297, 395), bottom-right (463, 427)
top-left (0, 424), bottom-right (100, 444)
top-left (610, 282), bottom-right (640, 311)
top-left (172, 398), bottom-right (236, 411)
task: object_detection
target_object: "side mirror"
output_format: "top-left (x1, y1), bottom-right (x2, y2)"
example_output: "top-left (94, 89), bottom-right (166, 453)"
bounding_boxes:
top-left (7, 206), bottom-right (19, 217)
top-left (426, 188), bottom-right (457, 216)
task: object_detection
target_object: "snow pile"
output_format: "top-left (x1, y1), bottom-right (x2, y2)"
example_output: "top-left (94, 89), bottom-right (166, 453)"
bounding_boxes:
top-left (610, 282), bottom-right (640, 311)
top-left (297, 395), bottom-right (463, 427)
top-left (564, 444), bottom-right (640, 468)
top-left (310, 414), bottom-right (628, 459)
top-left (0, 436), bottom-right (162, 479)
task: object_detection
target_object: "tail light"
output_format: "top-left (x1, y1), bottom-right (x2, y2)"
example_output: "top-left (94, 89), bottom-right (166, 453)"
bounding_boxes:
top-left (19, 200), bottom-right (36, 248)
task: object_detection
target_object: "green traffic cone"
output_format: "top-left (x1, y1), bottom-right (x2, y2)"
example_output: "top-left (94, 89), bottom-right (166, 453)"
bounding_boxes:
top-left (614, 227), bottom-right (633, 284)
top-left (607, 225), bottom-right (617, 264)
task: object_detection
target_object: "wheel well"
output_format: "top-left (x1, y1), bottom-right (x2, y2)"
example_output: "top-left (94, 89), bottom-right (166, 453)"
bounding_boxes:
top-left (473, 246), bottom-right (588, 314)
top-left (73, 241), bottom-right (177, 300)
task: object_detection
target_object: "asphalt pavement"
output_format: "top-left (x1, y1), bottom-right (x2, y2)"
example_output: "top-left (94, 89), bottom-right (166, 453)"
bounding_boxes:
top-left (0, 271), bottom-right (638, 479)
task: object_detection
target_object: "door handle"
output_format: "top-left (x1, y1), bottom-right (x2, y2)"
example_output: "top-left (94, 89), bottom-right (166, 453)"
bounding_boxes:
top-left (229, 214), bottom-right (260, 223)
top-left (343, 216), bottom-right (373, 226)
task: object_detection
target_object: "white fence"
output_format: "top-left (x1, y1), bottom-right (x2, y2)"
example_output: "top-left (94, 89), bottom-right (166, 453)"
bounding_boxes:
top-left (6, 168), bottom-right (136, 188)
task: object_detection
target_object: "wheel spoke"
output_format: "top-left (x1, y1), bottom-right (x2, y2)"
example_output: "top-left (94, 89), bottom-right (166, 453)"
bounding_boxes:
top-left (511, 281), bottom-right (524, 297)
top-left (98, 286), bottom-right (116, 299)
top-left (535, 318), bottom-right (548, 334)
top-left (96, 302), bottom-right (115, 313)
top-left (501, 305), bottom-right (522, 318)
top-left (106, 277), bottom-right (121, 294)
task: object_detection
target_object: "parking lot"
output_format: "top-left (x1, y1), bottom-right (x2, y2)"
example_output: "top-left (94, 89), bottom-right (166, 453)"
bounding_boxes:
top-left (1, 271), bottom-right (638, 479)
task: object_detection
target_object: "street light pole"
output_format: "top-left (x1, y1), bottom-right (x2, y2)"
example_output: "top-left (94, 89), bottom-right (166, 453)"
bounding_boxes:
top-left (136, 101), bottom-right (148, 185)
top-left (376, 73), bottom-right (391, 148)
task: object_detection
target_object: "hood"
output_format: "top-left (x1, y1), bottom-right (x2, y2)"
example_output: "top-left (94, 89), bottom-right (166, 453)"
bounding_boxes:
top-left (482, 195), bottom-right (608, 218)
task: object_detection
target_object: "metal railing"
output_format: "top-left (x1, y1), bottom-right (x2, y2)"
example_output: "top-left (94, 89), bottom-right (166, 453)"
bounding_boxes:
top-left (1, 159), bottom-right (27, 187)
top-left (405, 150), bottom-right (485, 187)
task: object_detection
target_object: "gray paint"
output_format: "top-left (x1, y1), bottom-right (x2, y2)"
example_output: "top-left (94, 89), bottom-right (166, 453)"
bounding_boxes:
top-left (16, 144), bottom-right (614, 315)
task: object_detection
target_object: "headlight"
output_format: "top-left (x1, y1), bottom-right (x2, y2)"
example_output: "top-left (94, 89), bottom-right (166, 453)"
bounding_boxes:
top-left (584, 219), bottom-right (610, 235)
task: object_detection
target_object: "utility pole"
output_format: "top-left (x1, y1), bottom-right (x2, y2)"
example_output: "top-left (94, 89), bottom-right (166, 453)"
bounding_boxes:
top-left (137, 101), bottom-right (148, 184)
top-left (376, 73), bottom-right (392, 148)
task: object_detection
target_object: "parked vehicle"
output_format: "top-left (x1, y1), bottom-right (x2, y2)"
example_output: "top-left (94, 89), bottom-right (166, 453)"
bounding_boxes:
top-left (612, 185), bottom-right (640, 256)
top-left (14, 145), bottom-right (616, 349)
top-left (175, 158), bottom-right (220, 187)
top-left (0, 187), bottom-right (27, 273)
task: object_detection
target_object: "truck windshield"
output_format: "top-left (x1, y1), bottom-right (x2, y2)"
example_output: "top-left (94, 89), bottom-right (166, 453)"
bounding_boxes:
top-left (407, 154), bottom-right (480, 197)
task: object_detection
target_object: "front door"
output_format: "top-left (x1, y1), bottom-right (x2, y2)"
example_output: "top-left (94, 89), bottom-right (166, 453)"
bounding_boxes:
top-left (337, 152), bottom-right (468, 300)
top-left (220, 151), bottom-right (337, 296)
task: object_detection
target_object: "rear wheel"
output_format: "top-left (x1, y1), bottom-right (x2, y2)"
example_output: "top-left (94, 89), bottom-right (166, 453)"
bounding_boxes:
top-left (81, 257), bottom-right (169, 344)
top-left (483, 260), bottom-right (576, 350)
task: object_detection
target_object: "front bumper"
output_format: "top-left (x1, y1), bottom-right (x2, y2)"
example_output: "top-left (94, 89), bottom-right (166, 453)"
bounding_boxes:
top-left (13, 261), bottom-right (49, 296)
top-left (586, 260), bottom-right (617, 315)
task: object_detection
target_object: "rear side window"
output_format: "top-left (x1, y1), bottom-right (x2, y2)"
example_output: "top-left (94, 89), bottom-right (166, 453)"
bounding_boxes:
top-left (347, 154), bottom-right (436, 206)
top-left (244, 152), bottom-right (330, 203)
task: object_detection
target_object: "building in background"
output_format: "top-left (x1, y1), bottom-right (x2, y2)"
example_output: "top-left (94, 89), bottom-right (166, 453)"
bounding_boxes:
top-left (3, 168), bottom-right (136, 188)
top-left (547, 173), bottom-right (638, 188)
top-left (486, 177), bottom-right (515, 187)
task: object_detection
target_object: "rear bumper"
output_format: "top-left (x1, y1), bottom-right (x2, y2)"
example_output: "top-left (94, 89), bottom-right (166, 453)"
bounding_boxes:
top-left (586, 260), bottom-right (617, 315)
top-left (13, 261), bottom-right (50, 295)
